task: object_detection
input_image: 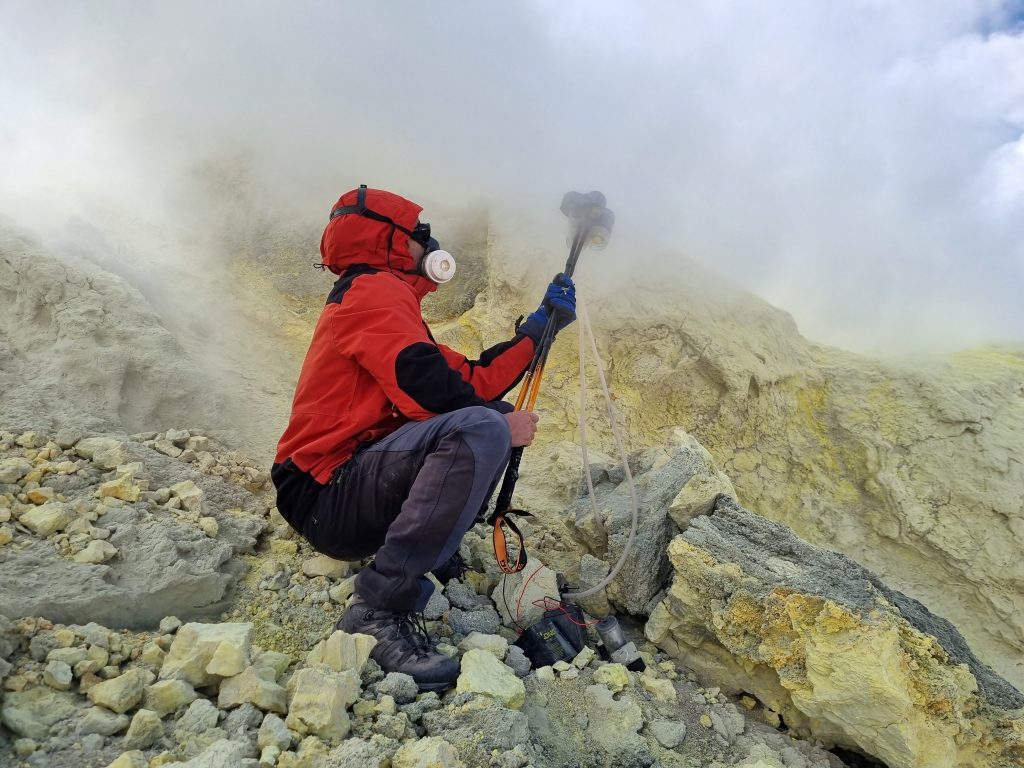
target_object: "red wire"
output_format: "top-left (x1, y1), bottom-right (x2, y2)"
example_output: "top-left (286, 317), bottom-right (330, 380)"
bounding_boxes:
top-left (513, 569), bottom-right (602, 634)
top-left (532, 596), bottom-right (600, 627)
top-left (513, 565), bottom-right (546, 633)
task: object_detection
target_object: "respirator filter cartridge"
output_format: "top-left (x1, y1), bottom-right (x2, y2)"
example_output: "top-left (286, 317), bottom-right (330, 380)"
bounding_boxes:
top-left (422, 249), bottom-right (456, 283)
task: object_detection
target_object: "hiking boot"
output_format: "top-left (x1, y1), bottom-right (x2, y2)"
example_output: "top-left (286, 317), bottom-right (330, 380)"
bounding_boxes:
top-left (338, 600), bottom-right (460, 692)
top-left (431, 551), bottom-right (469, 584)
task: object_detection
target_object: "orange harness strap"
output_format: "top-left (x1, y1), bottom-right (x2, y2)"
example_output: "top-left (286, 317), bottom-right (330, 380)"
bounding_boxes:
top-left (489, 509), bottom-right (532, 574)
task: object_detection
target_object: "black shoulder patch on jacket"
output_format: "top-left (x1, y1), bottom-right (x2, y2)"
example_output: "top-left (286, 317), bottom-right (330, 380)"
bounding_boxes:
top-left (326, 264), bottom-right (380, 306)
top-left (395, 342), bottom-right (486, 414)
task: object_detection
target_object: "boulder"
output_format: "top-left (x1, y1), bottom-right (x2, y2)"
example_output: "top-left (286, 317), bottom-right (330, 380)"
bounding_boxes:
top-left (455, 649), bottom-right (525, 709)
top-left (301, 554), bottom-right (350, 579)
top-left (376, 672), bottom-right (418, 705)
top-left (162, 738), bottom-right (247, 767)
top-left (87, 667), bottom-right (155, 713)
top-left (286, 666), bottom-right (361, 742)
top-left (19, 502), bottom-right (75, 536)
top-left (646, 496), bottom-right (1024, 768)
top-left (95, 472), bottom-right (142, 502)
top-left (565, 433), bottom-right (718, 615)
top-left (392, 736), bottom-right (463, 768)
top-left (307, 630), bottom-right (376, 674)
top-left (422, 701), bottom-right (530, 754)
top-left (326, 735), bottom-right (400, 767)
top-left (494, 557), bottom-right (558, 630)
top-left (457, 632), bottom-right (508, 659)
top-left (43, 659), bottom-right (73, 690)
top-left (1, 686), bottom-right (78, 739)
top-left (649, 719), bottom-right (687, 749)
top-left (584, 684), bottom-right (645, 755)
top-left (159, 622), bottom-right (253, 687)
top-left (143, 679), bottom-right (199, 716)
top-left (123, 708), bottom-right (164, 750)
top-left (54, 428), bottom-right (82, 449)
top-left (170, 480), bottom-right (204, 512)
top-left (217, 664), bottom-right (287, 713)
top-left (257, 712), bottom-right (292, 751)
top-left (176, 697), bottom-right (220, 736)
top-left (72, 540), bottom-right (118, 564)
top-left (0, 457), bottom-right (33, 484)
top-left (76, 706), bottom-right (131, 736)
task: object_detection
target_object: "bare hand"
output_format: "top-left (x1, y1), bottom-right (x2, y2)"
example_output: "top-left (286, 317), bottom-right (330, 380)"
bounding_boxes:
top-left (505, 411), bottom-right (540, 447)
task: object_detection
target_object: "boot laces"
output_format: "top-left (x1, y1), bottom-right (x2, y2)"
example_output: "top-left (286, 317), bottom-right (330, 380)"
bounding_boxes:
top-left (370, 608), bottom-right (435, 660)
top-left (449, 551), bottom-right (469, 579)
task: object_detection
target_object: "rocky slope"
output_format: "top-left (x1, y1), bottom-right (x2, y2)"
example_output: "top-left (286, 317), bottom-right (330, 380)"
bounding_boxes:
top-left (1, 426), bottom-right (1020, 768)
top-left (1, 427), bottom-right (858, 768)
top-left (0, 226), bottom-right (222, 439)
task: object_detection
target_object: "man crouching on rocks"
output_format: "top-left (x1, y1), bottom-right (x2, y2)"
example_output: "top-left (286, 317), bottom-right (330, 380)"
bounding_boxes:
top-left (271, 185), bottom-right (576, 692)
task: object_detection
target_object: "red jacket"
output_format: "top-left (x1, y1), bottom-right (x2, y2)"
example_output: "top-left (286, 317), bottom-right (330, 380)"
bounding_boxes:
top-left (275, 187), bottom-right (536, 484)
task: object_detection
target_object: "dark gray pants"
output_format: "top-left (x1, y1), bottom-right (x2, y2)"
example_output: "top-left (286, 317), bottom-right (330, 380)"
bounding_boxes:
top-left (299, 407), bottom-right (511, 612)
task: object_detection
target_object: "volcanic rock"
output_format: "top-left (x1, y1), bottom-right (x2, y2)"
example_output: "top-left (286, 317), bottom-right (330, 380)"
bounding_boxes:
top-left (646, 495), bottom-right (1024, 768)
top-left (456, 649), bottom-right (525, 709)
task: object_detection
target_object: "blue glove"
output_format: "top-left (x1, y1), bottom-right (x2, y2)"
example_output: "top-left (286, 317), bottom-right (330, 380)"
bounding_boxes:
top-left (517, 273), bottom-right (576, 343)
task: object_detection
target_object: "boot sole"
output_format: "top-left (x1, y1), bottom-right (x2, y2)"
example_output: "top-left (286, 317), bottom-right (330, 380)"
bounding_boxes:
top-left (416, 679), bottom-right (458, 693)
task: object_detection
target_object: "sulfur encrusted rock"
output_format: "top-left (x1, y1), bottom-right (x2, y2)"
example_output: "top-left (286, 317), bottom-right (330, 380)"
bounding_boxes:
top-left (160, 622), bottom-right (253, 687)
top-left (75, 706), bottom-right (130, 737)
top-left (392, 736), bottom-right (464, 768)
top-left (217, 664), bottom-right (287, 713)
top-left (584, 684), bottom-right (645, 755)
top-left (307, 630), bottom-right (376, 674)
top-left (105, 751), bottom-right (148, 768)
top-left (123, 708), bottom-right (164, 749)
top-left (0, 457), bottom-right (34, 484)
top-left (144, 679), bottom-right (199, 716)
top-left (646, 496), bottom-right (1024, 768)
top-left (565, 433), bottom-right (716, 615)
top-left (1, 686), bottom-right (78, 739)
top-left (285, 666), bottom-right (361, 742)
top-left (301, 554), bottom-right (350, 579)
top-left (169, 480), bottom-right (204, 512)
top-left (87, 667), bottom-right (156, 713)
top-left (72, 539), bottom-right (119, 564)
top-left (75, 437), bottom-right (129, 468)
top-left (457, 632), bottom-right (508, 659)
top-left (593, 663), bottom-right (630, 693)
top-left (162, 737), bottom-right (247, 766)
top-left (639, 672), bottom-right (677, 702)
top-left (422, 700), bottom-right (530, 755)
top-left (258, 712), bottom-right (293, 751)
top-left (455, 648), bottom-right (525, 709)
top-left (96, 473), bottom-right (141, 502)
top-left (19, 502), bottom-right (76, 536)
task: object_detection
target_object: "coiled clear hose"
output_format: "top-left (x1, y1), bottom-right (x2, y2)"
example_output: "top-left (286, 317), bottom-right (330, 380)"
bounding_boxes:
top-left (561, 292), bottom-right (638, 601)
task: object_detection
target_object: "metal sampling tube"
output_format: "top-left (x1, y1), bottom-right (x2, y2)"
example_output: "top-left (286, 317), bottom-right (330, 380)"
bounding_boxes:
top-left (596, 616), bottom-right (627, 653)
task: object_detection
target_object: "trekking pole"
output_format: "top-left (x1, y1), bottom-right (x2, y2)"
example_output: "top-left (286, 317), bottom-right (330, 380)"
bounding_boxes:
top-left (488, 192), bottom-right (614, 573)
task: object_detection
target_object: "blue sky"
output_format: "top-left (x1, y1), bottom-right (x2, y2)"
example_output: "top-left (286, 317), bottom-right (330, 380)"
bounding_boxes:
top-left (0, 1), bottom-right (1021, 354)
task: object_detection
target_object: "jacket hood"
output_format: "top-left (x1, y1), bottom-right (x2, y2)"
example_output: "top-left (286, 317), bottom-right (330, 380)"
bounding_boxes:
top-left (320, 187), bottom-right (437, 297)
